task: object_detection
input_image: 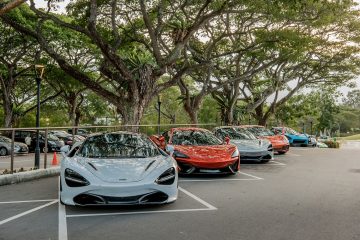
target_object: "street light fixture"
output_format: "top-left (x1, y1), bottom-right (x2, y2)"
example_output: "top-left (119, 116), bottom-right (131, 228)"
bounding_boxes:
top-left (34, 64), bottom-right (45, 169)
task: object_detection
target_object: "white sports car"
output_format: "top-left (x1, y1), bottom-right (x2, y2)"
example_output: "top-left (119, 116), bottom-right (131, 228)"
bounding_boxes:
top-left (60, 131), bottom-right (178, 206)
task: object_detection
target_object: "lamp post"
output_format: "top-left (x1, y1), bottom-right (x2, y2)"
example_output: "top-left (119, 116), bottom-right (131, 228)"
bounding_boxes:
top-left (157, 95), bottom-right (161, 135)
top-left (302, 122), bottom-right (305, 134)
top-left (34, 65), bottom-right (45, 169)
top-left (310, 121), bottom-right (313, 136)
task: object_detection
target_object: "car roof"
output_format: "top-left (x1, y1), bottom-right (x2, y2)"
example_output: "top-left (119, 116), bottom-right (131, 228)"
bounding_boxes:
top-left (170, 127), bottom-right (211, 132)
top-left (88, 131), bottom-right (144, 137)
top-left (238, 125), bottom-right (265, 128)
top-left (214, 126), bottom-right (257, 129)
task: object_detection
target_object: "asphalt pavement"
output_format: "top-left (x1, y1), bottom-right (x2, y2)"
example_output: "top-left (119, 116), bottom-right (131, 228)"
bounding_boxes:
top-left (0, 153), bottom-right (57, 171)
top-left (0, 145), bottom-right (360, 240)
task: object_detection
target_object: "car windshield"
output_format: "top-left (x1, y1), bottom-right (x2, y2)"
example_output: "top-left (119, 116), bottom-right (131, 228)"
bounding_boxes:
top-left (0, 136), bottom-right (11, 143)
top-left (286, 128), bottom-right (299, 135)
top-left (78, 133), bottom-right (160, 158)
top-left (215, 128), bottom-right (256, 140)
top-left (247, 127), bottom-right (275, 136)
top-left (171, 130), bottom-right (222, 146)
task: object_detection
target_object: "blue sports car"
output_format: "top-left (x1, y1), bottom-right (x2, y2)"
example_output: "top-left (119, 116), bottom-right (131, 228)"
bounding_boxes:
top-left (272, 127), bottom-right (309, 147)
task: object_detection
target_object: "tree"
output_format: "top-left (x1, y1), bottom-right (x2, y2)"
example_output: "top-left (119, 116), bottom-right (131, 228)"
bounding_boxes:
top-left (0, 21), bottom-right (61, 127)
top-left (1, 1), bottom-right (234, 128)
top-left (343, 89), bottom-right (360, 109)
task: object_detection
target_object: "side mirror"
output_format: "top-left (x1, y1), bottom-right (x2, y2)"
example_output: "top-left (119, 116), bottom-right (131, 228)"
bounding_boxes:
top-left (165, 145), bottom-right (175, 157)
top-left (224, 136), bottom-right (230, 145)
top-left (60, 145), bottom-right (70, 154)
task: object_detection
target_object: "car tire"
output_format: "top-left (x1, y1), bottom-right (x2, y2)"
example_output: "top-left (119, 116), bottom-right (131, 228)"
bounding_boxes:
top-left (0, 147), bottom-right (8, 156)
top-left (277, 151), bottom-right (286, 155)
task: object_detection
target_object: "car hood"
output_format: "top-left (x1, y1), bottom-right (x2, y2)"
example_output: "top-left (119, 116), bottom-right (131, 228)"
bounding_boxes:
top-left (287, 134), bottom-right (308, 139)
top-left (259, 135), bottom-right (287, 143)
top-left (15, 142), bottom-right (28, 148)
top-left (174, 145), bottom-right (236, 160)
top-left (230, 139), bottom-right (269, 151)
top-left (76, 155), bottom-right (167, 183)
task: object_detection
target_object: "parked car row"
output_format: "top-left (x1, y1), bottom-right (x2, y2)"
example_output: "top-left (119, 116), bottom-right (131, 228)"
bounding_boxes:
top-left (0, 125), bottom-right (318, 157)
top-left (59, 125), bottom-right (292, 206)
top-left (0, 130), bottom-right (87, 156)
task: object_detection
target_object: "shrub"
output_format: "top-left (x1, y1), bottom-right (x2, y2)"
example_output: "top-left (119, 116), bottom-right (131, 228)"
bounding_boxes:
top-left (323, 140), bottom-right (340, 148)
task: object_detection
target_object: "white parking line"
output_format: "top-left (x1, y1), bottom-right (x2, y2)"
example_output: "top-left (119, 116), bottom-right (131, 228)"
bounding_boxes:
top-left (66, 208), bottom-right (216, 218)
top-left (0, 199), bottom-right (57, 204)
top-left (0, 200), bottom-right (58, 226)
top-left (269, 160), bottom-right (286, 166)
top-left (179, 171), bottom-right (263, 182)
top-left (179, 178), bottom-right (260, 182)
top-left (58, 177), bottom-right (68, 240)
top-left (238, 171), bottom-right (264, 180)
top-left (178, 187), bottom-right (217, 210)
top-left (66, 187), bottom-right (217, 218)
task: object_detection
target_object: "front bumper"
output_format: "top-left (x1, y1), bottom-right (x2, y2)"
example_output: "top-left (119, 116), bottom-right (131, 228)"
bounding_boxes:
top-left (240, 150), bottom-right (273, 162)
top-left (60, 166), bottom-right (178, 206)
top-left (61, 177), bottom-right (178, 206)
top-left (273, 145), bottom-right (289, 152)
top-left (176, 157), bottom-right (239, 174)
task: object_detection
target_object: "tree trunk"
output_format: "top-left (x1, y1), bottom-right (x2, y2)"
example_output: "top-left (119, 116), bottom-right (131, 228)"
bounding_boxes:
top-left (119, 99), bottom-right (148, 132)
top-left (254, 103), bottom-right (269, 126)
top-left (187, 108), bottom-right (199, 125)
top-left (1, 73), bottom-right (15, 128)
top-left (3, 104), bottom-right (13, 128)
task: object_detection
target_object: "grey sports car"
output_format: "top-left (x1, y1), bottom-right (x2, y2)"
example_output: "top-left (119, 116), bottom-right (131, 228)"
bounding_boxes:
top-left (214, 126), bottom-right (273, 163)
top-left (0, 136), bottom-right (29, 156)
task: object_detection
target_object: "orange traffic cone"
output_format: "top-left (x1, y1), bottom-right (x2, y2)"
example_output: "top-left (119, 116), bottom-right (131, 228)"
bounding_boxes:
top-left (52, 152), bottom-right (59, 166)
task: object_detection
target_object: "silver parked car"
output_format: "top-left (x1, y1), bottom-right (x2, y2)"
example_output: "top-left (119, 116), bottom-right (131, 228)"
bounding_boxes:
top-left (214, 126), bottom-right (273, 163)
top-left (0, 136), bottom-right (29, 156)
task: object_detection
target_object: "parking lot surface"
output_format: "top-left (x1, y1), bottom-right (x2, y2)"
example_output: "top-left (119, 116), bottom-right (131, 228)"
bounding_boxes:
top-left (1, 146), bottom-right (360, 240)
top-left (0, 153), bottom-right (55, 171)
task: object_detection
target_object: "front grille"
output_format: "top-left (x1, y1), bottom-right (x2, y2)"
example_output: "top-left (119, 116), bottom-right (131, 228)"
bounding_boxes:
top-left (73, 191), bottom-right (168, 205)
top-left (241, 154), bottom-right (272, 160)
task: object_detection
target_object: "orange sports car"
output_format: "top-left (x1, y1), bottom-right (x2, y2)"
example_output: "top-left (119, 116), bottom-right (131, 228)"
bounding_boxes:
top-left (240, 125), bottom-right (289, 154)
top-left (150, 128), bottom-right (240, 174)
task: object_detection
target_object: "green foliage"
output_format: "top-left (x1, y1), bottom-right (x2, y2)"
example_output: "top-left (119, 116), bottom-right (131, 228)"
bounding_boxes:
top-left (198, 96), bottom-right (221, 124)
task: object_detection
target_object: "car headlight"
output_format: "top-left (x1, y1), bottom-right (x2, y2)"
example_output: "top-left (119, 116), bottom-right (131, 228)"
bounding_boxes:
top-left (64, 168), bottom-right (90, 187)
top-left (173, 150), bottom-right (189, 159)
top-left (156, 167), bottom-right (176, 185)
top-left (231, 149), bottom-right (239, 158)
top-left (14, 145), bottom-right (21, 151)
top-left (267, 144), bottom-right (273, 151)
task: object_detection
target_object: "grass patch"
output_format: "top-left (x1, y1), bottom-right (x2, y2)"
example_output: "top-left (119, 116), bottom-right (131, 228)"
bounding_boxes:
top-left (341, 134), bottom-right (360, 140)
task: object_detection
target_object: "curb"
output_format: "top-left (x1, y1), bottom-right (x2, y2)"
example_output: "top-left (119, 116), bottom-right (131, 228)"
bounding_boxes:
top-left (0, 167), bottom-right (60, 186)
